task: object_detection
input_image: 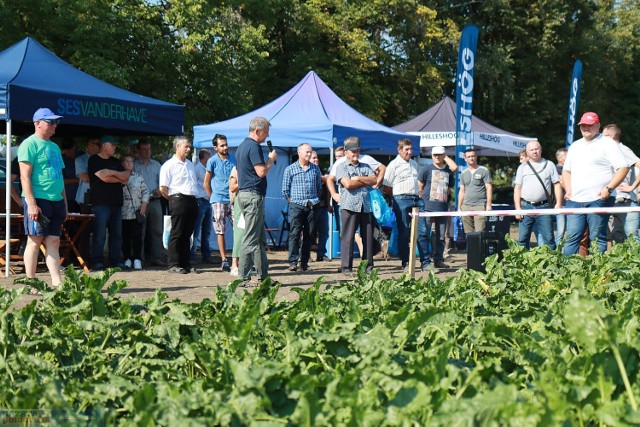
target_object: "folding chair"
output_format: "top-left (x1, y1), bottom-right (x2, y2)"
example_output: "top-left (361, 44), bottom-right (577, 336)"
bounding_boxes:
top-left (265, 208), bottom-right (290, 250)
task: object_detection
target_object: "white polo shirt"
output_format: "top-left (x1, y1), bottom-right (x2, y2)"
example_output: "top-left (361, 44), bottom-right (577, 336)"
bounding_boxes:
top-left (159, 156), bottom-right (199, 196)
top-left (564, 134), bottom-right (627, 202)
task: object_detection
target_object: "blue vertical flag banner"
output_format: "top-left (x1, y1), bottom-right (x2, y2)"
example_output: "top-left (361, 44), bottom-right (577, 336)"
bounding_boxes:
top-left (565, 59), bottom-right (583, 147)
top-left (454, 24), bottom-right (480, 204)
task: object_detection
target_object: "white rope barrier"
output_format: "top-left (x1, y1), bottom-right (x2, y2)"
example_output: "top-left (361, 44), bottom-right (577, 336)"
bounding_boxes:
top-left (405, 204), bottom-right (640, 279)
top-left (412, 205), bottom-right (640, 218)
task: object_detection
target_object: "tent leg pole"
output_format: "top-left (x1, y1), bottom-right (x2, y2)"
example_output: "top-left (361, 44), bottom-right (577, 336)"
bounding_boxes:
top-left (5, 120), bottom-right (12, 277)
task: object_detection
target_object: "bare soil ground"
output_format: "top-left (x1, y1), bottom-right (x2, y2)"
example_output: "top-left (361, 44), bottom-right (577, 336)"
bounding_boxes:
top-left (0, 248), bottom-right (468, 307)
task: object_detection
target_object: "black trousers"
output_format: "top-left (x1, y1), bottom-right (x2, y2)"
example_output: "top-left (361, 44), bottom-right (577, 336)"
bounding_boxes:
top-left (122, 219), bottom-right (143, 260)
top-left (340, 209), bottom-right (374, 272)
top-left (168, 194), bottom-right (198, 270)
top-left (288, 203), bottom-right (319, 266)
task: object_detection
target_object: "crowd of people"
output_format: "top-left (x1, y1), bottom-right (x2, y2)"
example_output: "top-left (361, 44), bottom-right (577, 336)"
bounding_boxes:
top-left (10, 107), bottom-right (640, 288)
top-left (514, 113), bottom-right (637, 255)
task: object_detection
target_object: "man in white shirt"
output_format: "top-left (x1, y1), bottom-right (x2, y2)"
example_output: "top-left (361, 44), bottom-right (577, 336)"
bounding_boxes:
top-left (602, 124), bottom-right (640, 244)
top-left (562, 112), bottom-right (628, 255)
top-left (383, 139), bottom-right (432, 271)
top-left (159, 136), bottom-right (199, 274)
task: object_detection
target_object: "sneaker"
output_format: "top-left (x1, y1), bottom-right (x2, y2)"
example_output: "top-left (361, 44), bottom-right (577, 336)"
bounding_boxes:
top-left (316, 256), bottom-right (326, 262)
top-left (221, 259), bottom-right (231, 272)
top-left (421, 263), bottom-right (434, 272)
top-left (300, 264), bottom-right (309, 272)
top-left (288, 263), bottom-right (298, 272)
top-left (434, 261), bottom-right (449, 269)
top-left (133, 259), bottom-right (142, 270)
top-left (124, 259), bottom-right (132, 269)
top-left (230, 266), bottom-right (238, 277)
top-left (190, 268), bottom-right (200, 274)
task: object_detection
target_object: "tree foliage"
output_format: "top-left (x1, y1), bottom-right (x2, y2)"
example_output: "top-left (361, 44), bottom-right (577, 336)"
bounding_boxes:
top-left (0, 0), bottom-right (638, 154)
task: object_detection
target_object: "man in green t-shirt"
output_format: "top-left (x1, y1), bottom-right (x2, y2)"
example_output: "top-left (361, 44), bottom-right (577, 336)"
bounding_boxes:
top-left (18, 108), bottom-right (67, 290)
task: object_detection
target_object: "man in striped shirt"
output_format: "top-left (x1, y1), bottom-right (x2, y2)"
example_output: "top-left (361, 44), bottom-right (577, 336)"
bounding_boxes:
top-left (334, 137), bottom-right (377, 276)
top-left (282, 143), bottom-right (322, 271)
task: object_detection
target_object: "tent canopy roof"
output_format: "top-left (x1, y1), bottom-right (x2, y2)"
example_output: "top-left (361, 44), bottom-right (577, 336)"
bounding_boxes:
top-left (394, 96), bottom-right (534, 156)
top-left (193, 71), bottom-right (418, 155)
top-left (0, 37), bottom-right (184, 136)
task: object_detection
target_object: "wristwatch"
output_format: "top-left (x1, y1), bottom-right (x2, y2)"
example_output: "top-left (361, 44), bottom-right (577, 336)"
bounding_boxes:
top-left (605, 186), bottom-right (613, 194)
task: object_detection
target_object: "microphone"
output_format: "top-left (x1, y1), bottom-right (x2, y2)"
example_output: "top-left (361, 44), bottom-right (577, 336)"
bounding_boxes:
top-left (266, 140), bottom-right (276, 164)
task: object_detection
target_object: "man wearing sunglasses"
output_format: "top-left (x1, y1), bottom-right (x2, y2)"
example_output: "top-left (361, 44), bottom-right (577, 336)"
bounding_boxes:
top-left (17, 108), bottom-right (67, 290)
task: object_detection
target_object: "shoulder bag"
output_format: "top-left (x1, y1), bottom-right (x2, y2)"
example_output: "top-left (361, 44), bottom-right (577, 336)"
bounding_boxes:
top-left (527, 160), bottom-right (556, 206)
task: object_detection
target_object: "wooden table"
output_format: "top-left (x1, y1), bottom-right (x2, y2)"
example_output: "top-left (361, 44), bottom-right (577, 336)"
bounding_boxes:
top-left (1, 213), bottom-right (25, 275)
top-left (1, 213), bottom-right (94, 275)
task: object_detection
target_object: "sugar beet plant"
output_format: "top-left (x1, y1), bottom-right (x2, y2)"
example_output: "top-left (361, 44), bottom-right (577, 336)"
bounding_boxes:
top-left (2, 239), bottom-right (640, 425)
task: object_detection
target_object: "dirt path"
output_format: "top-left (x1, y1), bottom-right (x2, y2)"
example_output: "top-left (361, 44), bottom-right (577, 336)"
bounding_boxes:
top-left (1, 249), bottom-right (468, 306)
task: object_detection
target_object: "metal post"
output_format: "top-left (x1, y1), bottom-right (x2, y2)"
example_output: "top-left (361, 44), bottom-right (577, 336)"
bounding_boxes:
top-left (5, 119), bottom-right (12, 277)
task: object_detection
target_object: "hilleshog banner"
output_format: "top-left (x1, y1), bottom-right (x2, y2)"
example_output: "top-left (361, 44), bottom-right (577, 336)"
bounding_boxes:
top-left (565, 59), bottom-right (583, 147)
top-left (454, 24), bottom-right (480, 204)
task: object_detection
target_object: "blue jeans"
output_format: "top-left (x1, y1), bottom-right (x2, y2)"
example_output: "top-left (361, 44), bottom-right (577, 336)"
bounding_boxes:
top-left (92, 204), bottom-right (123, 266)
top-left (392, 195), bottom-right (431, 267)
top-left (191, 198), bottom-right (212, 258)
top-left (625, 201), bottom-right (640, 243)
top-left (518, 201), bottom-right (555, 250)
top-left (555, 213), bottom-right (566, 247)
top-left (563, 198), bottom-right (614, 255)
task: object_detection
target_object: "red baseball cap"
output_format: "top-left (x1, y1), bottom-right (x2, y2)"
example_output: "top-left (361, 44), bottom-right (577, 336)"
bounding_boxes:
top-left (578, 112), bottom-right (600, 125)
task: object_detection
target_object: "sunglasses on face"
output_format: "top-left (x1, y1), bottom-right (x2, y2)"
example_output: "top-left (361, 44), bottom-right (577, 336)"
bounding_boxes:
top-left (41, 118), bottom-right (60, 125)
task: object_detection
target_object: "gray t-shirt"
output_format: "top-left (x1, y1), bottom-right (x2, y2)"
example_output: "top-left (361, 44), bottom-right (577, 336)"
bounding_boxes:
top-left (514, 159), bottom-right (559, 203)
top-left (460, 166), bottom-right (492, 206)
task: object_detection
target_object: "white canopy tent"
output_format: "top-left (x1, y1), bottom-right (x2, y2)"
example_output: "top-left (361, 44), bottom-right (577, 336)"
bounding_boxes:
top-left (394, 97), bottom-right (535, 157)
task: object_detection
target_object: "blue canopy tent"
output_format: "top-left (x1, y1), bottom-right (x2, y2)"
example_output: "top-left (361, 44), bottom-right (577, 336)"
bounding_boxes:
top-left (1, 37), bottom-right (184, 275)
top-left (0, 37), bottom-right (184, 137)
top-left (193, 70), bottom-right (418, 256)
top-left (194, 70), bottom-right (418, 153)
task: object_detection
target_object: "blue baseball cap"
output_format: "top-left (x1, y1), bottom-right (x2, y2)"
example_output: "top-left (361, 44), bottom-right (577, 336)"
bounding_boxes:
top-left (33, 107), bottom-right (63, 122)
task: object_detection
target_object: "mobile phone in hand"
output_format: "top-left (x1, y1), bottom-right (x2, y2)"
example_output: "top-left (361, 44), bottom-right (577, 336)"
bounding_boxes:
top-left (37, 213), bottom-right (51, 228)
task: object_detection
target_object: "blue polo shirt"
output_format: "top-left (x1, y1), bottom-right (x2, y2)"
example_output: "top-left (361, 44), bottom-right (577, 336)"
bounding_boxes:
top-left (236, 137), bottom-right (267, 196)
top-left (205, 153), bottom-right (235, 203)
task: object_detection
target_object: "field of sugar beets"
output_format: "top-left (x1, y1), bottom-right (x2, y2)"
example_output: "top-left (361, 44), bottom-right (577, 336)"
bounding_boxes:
top-left (2, 238), bottom-right (640, 425)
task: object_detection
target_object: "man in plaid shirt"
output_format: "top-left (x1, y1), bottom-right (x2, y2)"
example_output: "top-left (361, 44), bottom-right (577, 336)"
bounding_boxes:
top-left (282, 143), bottom-right (322, 271)
top-left (334, 136), bottom-right (377, 276)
